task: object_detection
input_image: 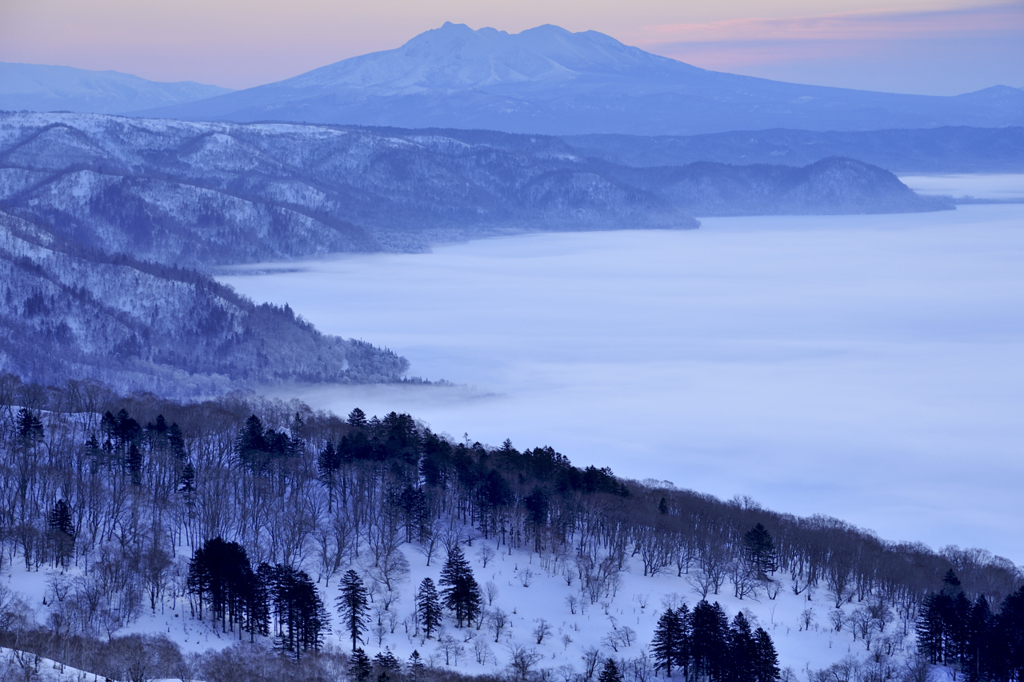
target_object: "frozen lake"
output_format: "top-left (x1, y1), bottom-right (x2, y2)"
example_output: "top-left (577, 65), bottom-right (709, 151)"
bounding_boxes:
top-left (901, 173), bottom-right (1024, 200)
top-left (220, 202), bottom-right (1024, 564)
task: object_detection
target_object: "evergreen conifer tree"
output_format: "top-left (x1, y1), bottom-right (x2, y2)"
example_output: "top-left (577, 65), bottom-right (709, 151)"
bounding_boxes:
top-left (349, 648), bottom-right (372, 682)
top-left (337, 569), bottom-right (369, 650)
top-left (965, 595), bottom-right (995, 682)
top-left (598, 658), bottom-right (623, 682)
top-left (729, 612), bottom-right (758, 682)
top-left (743, 523), bottom-right (778, 577)
top-left (753, 627), bottom-right (781, 682)
top-left (408, 650), bottom-right (425, 680)
top-left (127, 443), bottom-right (143, 485)
top-left (16, 407), bottom-right (43, 446)
top-left (416, 577), bottom-right (443, 638)
top-left (47, 498), bottom-right (75, 567)
top-left (439, 544), bottom-right (481, 627)
top-left (375, 649), bottom-right (399, 669)
top-left (348, 408), bottom-right (368, 428)
top-left (997, 587), bottom-right (1024, 681)
top-left (652, 607), bottom-right (684, 677)
top-left (690, 600), bottom-right (729, 682)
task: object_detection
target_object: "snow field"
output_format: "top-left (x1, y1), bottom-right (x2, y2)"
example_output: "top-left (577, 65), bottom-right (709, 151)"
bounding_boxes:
top-left (4, 531), bottom-right (916, 679)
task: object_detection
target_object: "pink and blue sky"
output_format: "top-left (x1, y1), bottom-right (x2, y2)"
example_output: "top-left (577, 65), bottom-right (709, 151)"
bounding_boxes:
top-left (1, 0), bottom-right (1021, 94)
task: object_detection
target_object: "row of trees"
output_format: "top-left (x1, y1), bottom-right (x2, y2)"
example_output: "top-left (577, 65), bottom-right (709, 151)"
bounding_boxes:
top-left (917, 570), bottom-right (1024, 681)
top-left (187, 537), bottom-right (327, 657)
top-left (651, 601), bottom-right (779, 682)
top-left (0, 375), bottom-right (1021, 678)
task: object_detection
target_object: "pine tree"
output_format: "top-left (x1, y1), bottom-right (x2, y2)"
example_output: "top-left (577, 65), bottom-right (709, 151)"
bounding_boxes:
top-left (178, 461), bottom-right (196, 497)
top-left (965, 595), bottom-right (994, 682)
top-left (47, 499), bottom-right (75, 568)
top-left (743, 523), bottom-right (778, 577)
top-left (416, 577), bottom-right (443, 638)
top-left (676, 603), bottom-right (692, 679)
top-left (996, 587), bottom-right (1024, 682)
top-left (728, 612), bottom-right (758, 682)
top-left (167, 422), bottom-right (186, 461)
top-left (439, 544), bottom-right (481, 627)
top-left (753, 627), bottom-right (780, 682)
top-left (348, 407), bottom-right (368, 428)
top-left (349, 647), bottom-right (372, 682)
top-left (47, 499), bottom-right (74, 537)
top-left (16, 408), bottom-right (43, 446)
top-left (317, 440), bottom-right (342, 511)
top-left (408, 650), bottom-right (425, 680)
top-left (919, 592), bottom-right (948, 663)
top-left (127, 442), bottom-right (143, 485)
top-left (374, 649), bottom-right (399, 669)
top-left (337, 569), bottom-right (369, 650)
top-left (690, 600), bottom-right (729, 682)
top-left (652, 607), bottom-right (684, 677)
top-left (598, 658), bottom-right (623, 682)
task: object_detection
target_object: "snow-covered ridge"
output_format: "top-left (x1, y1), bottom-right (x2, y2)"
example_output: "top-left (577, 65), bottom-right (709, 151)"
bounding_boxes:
top-left (0, 62), bottom-right (232, 116)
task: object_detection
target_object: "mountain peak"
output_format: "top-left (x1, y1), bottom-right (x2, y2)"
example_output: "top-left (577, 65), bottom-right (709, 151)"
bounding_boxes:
top-left (130, 23), bottom-right (1024, 135)
top-left (276, 22), bottom-right (683, 93)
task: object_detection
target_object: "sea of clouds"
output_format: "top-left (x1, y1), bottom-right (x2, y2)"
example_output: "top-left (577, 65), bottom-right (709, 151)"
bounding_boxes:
top-left (219, 196), bottom-right (1024, 565)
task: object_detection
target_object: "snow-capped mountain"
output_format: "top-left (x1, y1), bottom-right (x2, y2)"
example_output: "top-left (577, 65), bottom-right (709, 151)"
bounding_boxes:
top-left (0, 62), bottom-right (232, 115)
top-left (138, 23), bottom-right (1024, 135)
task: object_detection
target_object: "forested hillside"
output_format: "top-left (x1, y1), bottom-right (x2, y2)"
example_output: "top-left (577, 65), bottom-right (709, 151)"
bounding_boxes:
top-left (563, 127), bottom-right (1024, 174)
top-left (0, 113), bottom-right (695, 267)
top-left (0, 379), bottom-right (1019, 680)
top-left (0, 210), bottom-right (407, 396)
top-left (0, 111), bottom-right (951, 394)
top-left (0, 113), bottom-right (952, 268)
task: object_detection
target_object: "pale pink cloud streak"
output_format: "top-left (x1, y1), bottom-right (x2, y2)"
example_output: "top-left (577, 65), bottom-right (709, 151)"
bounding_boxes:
top-left (638, 1), bottom-right (1023, 43)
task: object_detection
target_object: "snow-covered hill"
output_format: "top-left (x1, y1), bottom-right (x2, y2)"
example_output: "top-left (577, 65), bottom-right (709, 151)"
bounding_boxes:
top-left (1, 397), bottom-right (1014, 681)
top-left (0, 62), bottom-right (231, 116)
top-left (0, 112), bottom-right (951, 274)
top-left (0, 208), bottom-right (408, 396)
top-left (138, 23), bottom-right (1024, 135)
top-left (1, 521), bottom-right (928, 681)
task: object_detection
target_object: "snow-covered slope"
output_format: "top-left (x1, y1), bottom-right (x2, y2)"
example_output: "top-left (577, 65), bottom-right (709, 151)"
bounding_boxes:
top-left (139, 23), bottom-right (1024, 135)
top-left (0, 62), bottom-right (232, 115)
top-left (0, 525), bottom-right (928, 680)
top-left (0, 210), bottom-right (408, 395)
top-left (0, 112), bottom-right (950, 274)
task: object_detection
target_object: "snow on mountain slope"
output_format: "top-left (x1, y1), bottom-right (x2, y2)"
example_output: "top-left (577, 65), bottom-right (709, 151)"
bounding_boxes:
top-left (0, 524), bottom-right (922, 680)
top-left (281, 22), bottom-right (691, 94)
top-left (0, 62), bottom-right (232, 115)
top-left (137, 23), bottom-right (1024, 135)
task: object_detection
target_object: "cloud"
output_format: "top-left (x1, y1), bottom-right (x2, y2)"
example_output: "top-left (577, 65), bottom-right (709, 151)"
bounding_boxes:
top-left (639, 1), bottom-right (1023, 44)
top-left (629, 1), bottom-right (1024, 93)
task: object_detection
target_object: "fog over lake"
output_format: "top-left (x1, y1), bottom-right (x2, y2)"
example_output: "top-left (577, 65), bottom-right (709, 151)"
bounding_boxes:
top-left (220, 202), bottom-right (1024, 564)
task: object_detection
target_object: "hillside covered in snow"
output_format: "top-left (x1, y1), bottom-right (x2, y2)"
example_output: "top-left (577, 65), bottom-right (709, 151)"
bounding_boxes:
top-left (0, 388), bottom-right (1019, 681)
top-left (0, 112), bottom-right (952, 267)
top-left (0, 209), bottom-right (408, 396)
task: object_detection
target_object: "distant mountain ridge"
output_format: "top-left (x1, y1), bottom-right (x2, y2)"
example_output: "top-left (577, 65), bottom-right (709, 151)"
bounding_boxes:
top-left (563, 127), bottom-right (1024, 174)
top-left (0, 210), bottom-right (408, 396)
top-left (0, 62), bottom-right (233, 114)
top-left (0, 113), bottom-right (951, 270)
top-left (0, 111), bottom-right (950, 394)
top-left (138, 22), bottom-right (1024, 135)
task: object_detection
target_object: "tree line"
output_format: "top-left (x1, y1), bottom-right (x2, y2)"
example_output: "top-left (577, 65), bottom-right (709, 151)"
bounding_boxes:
top-left (0, 374), bottom-right (1020, 679)
top-left (916, 569), bottom-right (1024, 681)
